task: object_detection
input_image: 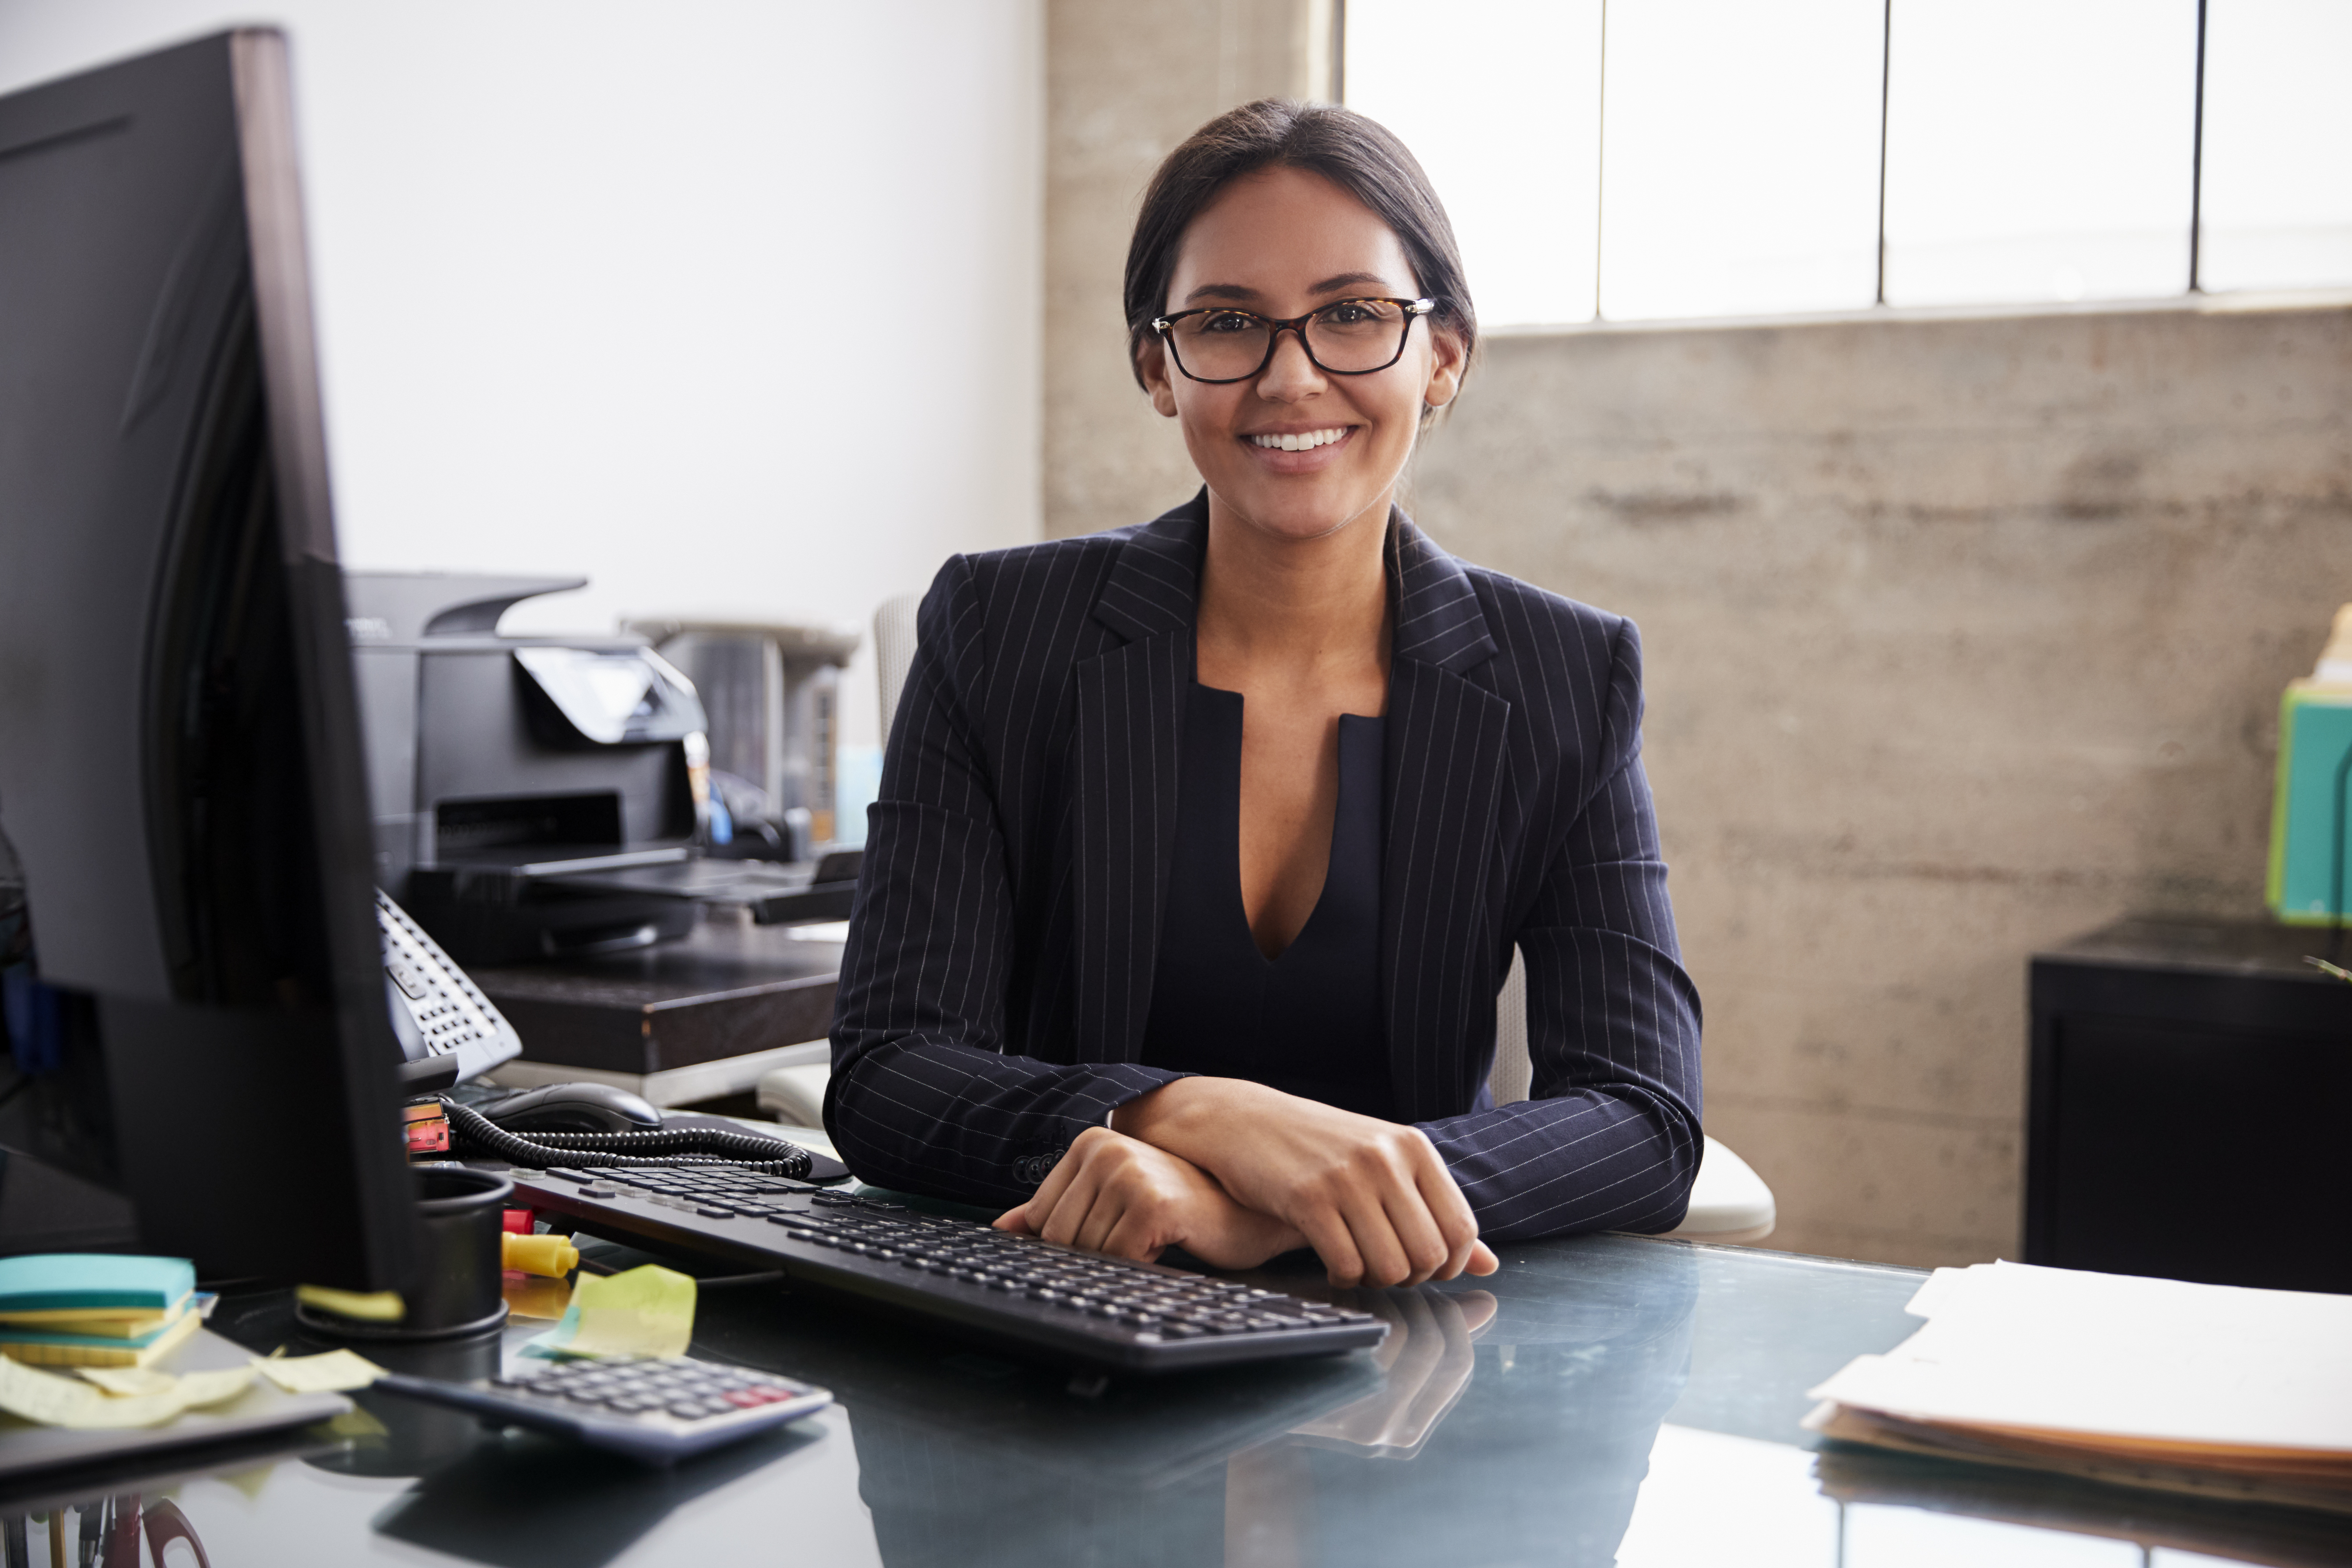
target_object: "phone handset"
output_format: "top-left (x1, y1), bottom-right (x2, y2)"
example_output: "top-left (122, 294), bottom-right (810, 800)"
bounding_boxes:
top-left (379, 889), bottom-right (522, 1090)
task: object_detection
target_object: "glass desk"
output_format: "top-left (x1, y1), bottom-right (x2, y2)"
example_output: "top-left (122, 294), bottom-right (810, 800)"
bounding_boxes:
top-left (4, 1233), bottom-right (2345, 1567)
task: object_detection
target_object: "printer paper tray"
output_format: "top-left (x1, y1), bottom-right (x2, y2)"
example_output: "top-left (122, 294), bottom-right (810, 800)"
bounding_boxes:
top-left (541, 860), bottom-right (857, 925)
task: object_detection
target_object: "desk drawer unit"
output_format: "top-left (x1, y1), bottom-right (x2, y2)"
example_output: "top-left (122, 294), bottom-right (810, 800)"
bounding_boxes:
top-left (2027, 918), bottom-right (2352, 1294)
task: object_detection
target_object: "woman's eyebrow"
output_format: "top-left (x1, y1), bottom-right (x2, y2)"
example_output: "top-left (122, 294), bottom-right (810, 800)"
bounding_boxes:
top-left (1181, 272), bottom-right (1400, 306)
top-left (1307, 271), bottom-right (1391, 295)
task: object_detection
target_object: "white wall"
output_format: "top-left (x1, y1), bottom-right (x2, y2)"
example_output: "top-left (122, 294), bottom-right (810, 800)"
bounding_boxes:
top-left (0, 0), bottom-right (1045, 750)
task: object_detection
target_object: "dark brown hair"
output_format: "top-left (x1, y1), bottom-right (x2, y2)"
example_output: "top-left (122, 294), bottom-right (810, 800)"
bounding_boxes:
top-left (1123, 99), bottom-right (1477, 396)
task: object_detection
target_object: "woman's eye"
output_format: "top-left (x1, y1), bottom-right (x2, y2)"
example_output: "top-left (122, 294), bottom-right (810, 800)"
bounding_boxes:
top-left (1201, 312), bottom-right (1259, 334)
top-left (1323, 303), bottom-right (1374, 325)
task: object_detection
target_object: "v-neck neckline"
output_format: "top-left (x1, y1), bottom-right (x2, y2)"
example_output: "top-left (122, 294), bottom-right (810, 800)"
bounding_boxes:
top-left (1190, 682), bottom-right (1379, 968)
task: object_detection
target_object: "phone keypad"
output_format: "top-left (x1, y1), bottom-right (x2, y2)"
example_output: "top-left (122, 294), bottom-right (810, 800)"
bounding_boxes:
top-left (377, 890), bottom-right (504, 1056)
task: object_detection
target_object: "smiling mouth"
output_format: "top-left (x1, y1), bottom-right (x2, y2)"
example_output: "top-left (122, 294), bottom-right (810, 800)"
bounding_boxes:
top-left (1247, 426), bottom-right (1350, 452)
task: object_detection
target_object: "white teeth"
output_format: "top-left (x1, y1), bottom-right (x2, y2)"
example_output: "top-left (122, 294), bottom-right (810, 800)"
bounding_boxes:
top-left (1251, 427), bottom-right (1346, 451)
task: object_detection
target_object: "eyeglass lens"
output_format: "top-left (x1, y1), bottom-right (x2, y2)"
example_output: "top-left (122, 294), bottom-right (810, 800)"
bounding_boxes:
top-left (1167, 300), bottom-right (1413, 380)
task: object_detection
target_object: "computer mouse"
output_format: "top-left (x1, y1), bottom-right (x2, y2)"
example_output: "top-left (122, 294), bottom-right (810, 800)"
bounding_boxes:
top-left (479, 1081), bottom-right (663, 1135)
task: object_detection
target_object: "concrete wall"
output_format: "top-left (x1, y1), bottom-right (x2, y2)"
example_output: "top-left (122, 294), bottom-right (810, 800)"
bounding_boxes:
top-left (1045, 0), bottom-right (1333, 539)
top-left (1413, 301), bottom-right (2351, 1266)
top-left (1043, 0), bottom-right (2352, 1271)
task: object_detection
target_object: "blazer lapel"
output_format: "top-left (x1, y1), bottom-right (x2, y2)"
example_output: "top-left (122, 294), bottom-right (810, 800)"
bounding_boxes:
top-left (1070, 496), bottom-right (1204, 1063)
top-left (1382, 514), bottom-right (1511, 1120)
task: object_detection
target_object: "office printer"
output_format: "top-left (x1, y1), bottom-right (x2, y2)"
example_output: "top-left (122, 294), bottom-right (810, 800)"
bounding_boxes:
top-left (344, 573), bottom-right (857, 966)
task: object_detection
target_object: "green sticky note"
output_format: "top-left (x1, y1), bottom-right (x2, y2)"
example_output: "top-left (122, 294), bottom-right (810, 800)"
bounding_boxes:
top-left (530, 1265), bottom-right (695, 1360)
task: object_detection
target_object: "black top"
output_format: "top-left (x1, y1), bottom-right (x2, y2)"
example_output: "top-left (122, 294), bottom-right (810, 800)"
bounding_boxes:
top-left (1139, 683), bottom-right (1392, 1118)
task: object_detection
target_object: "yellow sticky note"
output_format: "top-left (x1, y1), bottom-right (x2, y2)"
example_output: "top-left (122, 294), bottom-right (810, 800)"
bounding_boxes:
top-left (79, 1367), bottom-right (178, 1397)
top-left (171, 1367), bottom-right (258, 1408)
top-left (0, 1356), bottom-right (252, 1429)
top-left (251, 1350), bottom-right (384, 1394)
top-left (553, 1266), bottom-right (696, 1359)
top-left (294, 1285), bottom-right (406, 1324)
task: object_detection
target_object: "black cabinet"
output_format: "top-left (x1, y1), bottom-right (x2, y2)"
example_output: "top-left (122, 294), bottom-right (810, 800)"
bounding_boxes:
top-left (2028, 918), bottom-right (2352, 1293)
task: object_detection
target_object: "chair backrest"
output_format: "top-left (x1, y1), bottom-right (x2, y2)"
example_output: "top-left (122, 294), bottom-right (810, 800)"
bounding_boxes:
top-left (1488, 946), bottom-right (1531, 1106)
top-left (873, 591), bottom-right (923, 744)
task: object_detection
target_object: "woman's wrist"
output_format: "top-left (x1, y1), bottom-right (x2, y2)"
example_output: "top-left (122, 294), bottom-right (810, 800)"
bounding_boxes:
top-left (1109, 1075), bottom-right (1272, 1149)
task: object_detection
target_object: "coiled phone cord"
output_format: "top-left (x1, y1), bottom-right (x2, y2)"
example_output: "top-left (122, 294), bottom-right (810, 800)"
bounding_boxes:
top-left (438, 1099), bottom-right (815, 1181)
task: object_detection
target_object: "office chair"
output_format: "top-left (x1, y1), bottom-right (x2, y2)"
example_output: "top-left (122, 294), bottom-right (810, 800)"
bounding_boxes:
top-left (872, 591), bottom-right (923, 745)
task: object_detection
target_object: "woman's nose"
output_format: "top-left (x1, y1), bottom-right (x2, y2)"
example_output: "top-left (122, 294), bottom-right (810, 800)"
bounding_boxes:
top-left (1255, 327), bottom-right (1326, 401)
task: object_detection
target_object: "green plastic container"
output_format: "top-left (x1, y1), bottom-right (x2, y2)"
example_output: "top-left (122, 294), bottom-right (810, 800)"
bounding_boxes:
top-left (2268, 680), bottom-right (2352, 924)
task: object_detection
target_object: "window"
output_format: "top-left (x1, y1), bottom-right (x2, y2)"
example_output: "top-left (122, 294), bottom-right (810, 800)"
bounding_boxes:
top-left (1345, 0), bottom-right (1604, 329)
top-left (1601, 0), bottom-right (1885, 321)
top-left (1344, 0), bottom-right (2352, 327)
top-left (1882, 0), bottom-right (2198, 306)
top-left (2200, 0), bottom-right (2352, 291)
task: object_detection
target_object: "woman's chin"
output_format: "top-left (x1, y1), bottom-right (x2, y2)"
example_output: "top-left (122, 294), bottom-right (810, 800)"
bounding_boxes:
top-left (1215, 483), bottom-right (1390, 545)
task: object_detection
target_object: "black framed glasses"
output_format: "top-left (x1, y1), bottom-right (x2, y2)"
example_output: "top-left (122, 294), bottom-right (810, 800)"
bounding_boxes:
top-left (1151, 297), bottom-right (1437, 384)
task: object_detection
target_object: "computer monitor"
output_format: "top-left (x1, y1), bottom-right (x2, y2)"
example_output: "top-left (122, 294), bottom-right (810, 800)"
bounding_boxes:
top-left (0, 30), bottom-right (416, 1289)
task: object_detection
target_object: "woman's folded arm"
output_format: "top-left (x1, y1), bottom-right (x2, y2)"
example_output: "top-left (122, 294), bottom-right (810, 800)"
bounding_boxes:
top-left (1418, 636), bottom-right (1704, 1242)
top-left (825, 557), bottom-right (1187, 1206)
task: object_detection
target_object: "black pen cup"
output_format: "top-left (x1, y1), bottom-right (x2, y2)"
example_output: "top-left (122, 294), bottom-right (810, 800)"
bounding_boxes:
top-left (297, 1163), bottom-right (513, 1341)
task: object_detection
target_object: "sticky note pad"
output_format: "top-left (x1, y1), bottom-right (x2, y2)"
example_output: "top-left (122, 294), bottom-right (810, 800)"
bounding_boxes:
top-left (0, 1255), bottom-right (195, 1316)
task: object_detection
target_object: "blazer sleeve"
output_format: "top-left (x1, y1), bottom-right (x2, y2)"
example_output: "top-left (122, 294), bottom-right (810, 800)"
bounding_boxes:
top-left (1413, 619), bottom-right (1705, 1242)
top-left (824, 556), bottom-right (1188, 1206)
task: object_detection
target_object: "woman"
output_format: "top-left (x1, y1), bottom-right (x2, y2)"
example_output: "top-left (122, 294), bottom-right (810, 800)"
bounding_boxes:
top-left (825, 100), bottom-right (1701, 1289)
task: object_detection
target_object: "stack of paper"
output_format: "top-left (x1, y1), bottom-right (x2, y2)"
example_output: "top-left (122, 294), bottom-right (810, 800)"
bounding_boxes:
top-left (0, 1255), bottom-right (201, 1369)
top-left (1806, 1260), bottom-right (2352, 1515)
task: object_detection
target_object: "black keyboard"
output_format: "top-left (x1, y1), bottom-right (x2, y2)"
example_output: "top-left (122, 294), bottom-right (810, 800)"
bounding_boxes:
top-left (509, 1165), bottom-right (1388, 1374)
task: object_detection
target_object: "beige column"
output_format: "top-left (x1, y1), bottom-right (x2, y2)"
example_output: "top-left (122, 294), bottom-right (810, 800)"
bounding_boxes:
top-left (1044, 0), bottom-right (1340, 539)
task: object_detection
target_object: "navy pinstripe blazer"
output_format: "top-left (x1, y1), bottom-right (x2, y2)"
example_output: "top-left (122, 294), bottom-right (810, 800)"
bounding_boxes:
top-left (825, 492), bottom-right (1703, 1241)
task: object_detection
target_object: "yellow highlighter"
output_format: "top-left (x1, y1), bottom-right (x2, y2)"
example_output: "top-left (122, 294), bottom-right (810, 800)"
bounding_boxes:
top-left (502, 1233), bottom-right (581, 1279)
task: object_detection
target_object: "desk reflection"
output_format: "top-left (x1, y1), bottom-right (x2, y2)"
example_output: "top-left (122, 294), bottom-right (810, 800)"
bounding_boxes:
top-left (21, 1241), bottom-right (2334, 1568)
top-left (841, 1242), bottom-right (1700, 1567)
top-left (1284, 1282), bottom-right (1495, 1458)
top-left (370, 1423), bottom-right (825, 1568)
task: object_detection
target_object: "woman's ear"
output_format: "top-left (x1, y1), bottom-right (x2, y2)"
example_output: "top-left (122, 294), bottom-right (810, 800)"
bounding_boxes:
top-left (1137, 338), bottom-right (1180, 419)
top-left (1422, 325), bottom-right (1466, 412)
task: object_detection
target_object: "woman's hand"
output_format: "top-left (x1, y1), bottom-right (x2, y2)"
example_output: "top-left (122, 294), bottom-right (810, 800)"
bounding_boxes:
top-left (1111, 1078), bottom-right (1499, 1289)
top-left (993, 1126), bottom-right (1307, 1271)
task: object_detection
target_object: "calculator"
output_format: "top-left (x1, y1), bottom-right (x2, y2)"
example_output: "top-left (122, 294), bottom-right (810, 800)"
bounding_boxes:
top-left (375, 1356), bottom-right (832, 1464)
